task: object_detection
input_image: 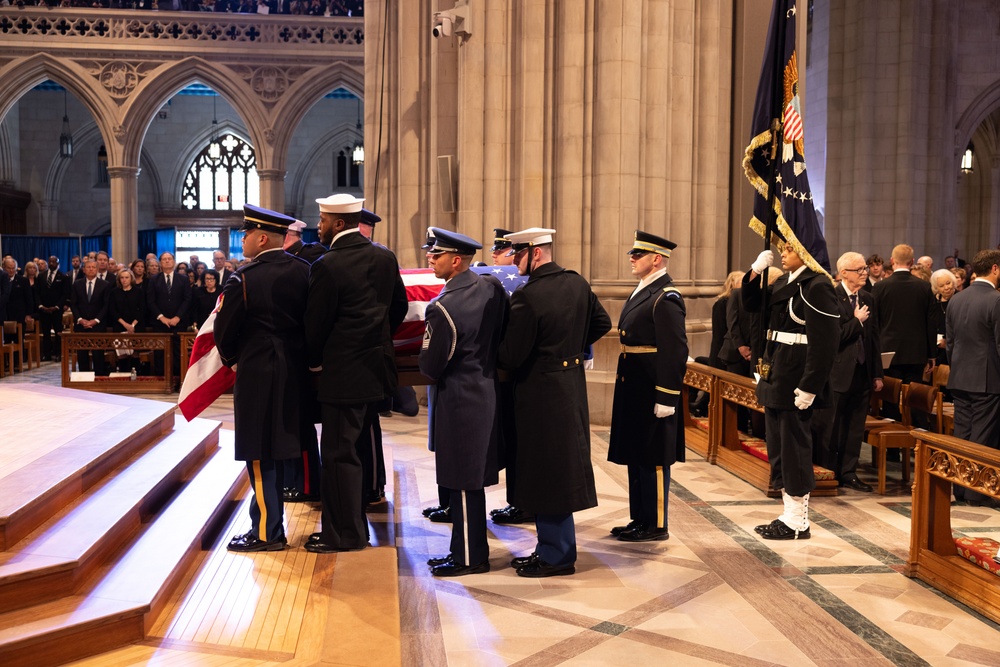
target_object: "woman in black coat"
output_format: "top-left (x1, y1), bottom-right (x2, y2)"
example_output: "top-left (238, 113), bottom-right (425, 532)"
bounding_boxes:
top-left (109, 269), bottom-right (145, 333)
top-left (191, 269), bottom-right (221, 329)
top-left (7, 261), bottom-right (38, 327)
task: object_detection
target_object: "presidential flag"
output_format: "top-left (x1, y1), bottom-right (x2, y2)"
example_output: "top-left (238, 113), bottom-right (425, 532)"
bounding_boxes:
top-left (743, 0), bottom-right (830, 276)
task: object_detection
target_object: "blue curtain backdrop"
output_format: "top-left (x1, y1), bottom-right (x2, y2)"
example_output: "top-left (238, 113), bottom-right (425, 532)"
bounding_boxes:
top-left (0, 235), bottom-right (81, 272)
top-left (229, 228), bottom-right (244, 261)
top-left (80, 234), bottom-right (111, 257)
top-left (138, 229), bottom-right (176, 259)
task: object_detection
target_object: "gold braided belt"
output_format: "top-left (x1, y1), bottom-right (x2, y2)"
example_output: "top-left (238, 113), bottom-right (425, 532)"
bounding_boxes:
top-left (621, 345), bottom-right (657, 354)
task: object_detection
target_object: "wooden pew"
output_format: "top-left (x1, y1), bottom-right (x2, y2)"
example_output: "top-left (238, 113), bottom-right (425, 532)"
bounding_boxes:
top-left (681, 362), bottom-right (839, 496)
top-left (908, 430), bottom-right (1000, 624)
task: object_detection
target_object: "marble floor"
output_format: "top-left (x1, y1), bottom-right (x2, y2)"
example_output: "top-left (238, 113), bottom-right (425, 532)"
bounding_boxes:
top-left (5, 361), bottom-right (1000, 666)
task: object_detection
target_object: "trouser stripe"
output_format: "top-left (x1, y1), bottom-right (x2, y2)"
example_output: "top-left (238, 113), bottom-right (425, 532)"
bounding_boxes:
top-left (252, 460), bottom-right (267, 541)
top-left (655, 466), bottom-right (665, 529)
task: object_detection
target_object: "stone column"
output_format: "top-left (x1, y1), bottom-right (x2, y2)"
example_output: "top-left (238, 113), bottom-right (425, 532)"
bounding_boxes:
top-left (256, 169), bottom-right (286, 214)
top-left (989, 156), bottom-right (1000, 248)
top-left (107, 166), bottom-right (139, 264)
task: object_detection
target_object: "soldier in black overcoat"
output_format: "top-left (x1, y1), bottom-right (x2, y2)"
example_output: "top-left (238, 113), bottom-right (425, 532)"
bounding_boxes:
top-left (303, 194), bottom-right (408, 553)
top-left (742, 242), bottom-right (839, 540)
top-left (498, 228), bottom-right (611, 577)
top-left (419, 228), bottom-right (508, 576)
top-left (215, 205), bottom-right (311, 552)
top-left (608, 231), bottom-right (688, 543)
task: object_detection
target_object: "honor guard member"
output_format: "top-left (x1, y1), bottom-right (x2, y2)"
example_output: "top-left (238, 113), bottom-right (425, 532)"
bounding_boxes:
top-left (304, 194), bottom-right (408, 553)
top-left (215, 204), bottom-right (311, 552)
top-left (489, 226), bottom-right (532, 526)
top-left (283, 220), bottom-right (327, 264)
top-left (490, 228), bottom-right (515, 266)
top-left (420, 227), bottom-right (454, 524)
top-left (608, 231), bottom-right (687, 542)
top-left (420, 228), bottom-right (508, 576)
top-left (498, 227), bottom-right (611, 577)
top-left (742, 243), bottom-right (839, 539)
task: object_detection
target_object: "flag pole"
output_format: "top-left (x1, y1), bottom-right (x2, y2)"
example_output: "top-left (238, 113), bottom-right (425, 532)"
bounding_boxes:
top-left (756, 1), bottom-right (789, 380)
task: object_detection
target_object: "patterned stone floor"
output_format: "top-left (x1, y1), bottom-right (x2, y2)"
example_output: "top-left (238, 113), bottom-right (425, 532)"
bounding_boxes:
top-left (6, 361), bottom-right (1000, 666)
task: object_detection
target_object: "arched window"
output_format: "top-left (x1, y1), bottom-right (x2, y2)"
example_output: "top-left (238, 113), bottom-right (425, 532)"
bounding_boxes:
top-left (181, 133), bottom-right (259, 210)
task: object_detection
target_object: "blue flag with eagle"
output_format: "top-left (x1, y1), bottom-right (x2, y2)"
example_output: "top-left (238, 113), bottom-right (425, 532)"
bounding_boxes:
top-left (743, 0), bottom-right (830, 276)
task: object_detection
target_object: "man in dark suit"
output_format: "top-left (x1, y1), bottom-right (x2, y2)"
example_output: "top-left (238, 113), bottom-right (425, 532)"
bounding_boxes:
top-left (304, 193), bottom-right (407, 553)
top-left (822, 251), bottom-right (883, 492)
top-left (147, 251), bottom-right (192, 379)
top-left (946, 248), bottom-right (1000, 507)
top-left (861, 254), bottom-right (885, 293)
top-left (420, 229), bottom-right (508, 576)
top-left (283, 220), bottom-right (327, 264)
top-left (69, 258), bottom-right (111, 375)
top-left (743, 243), bottom-right (839, 539)
top-left (67, 255), bottom-right (83, 285)
top-left (871, 244), bottom-right (936, 399)
top-left (38, 255), bottom-right (69, 361)
top-left (215, 205), bottom-right (312, 552)
top-left (607, 231), bottom-right (687, 543)
top-left (498, 227), bottom-right (611, 577)
top-left (211, 250), bottom-right (236, 288)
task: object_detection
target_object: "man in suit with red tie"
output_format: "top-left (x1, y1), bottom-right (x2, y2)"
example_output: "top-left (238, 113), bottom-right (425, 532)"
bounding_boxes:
top-left (607, 231), bottom-right (687, 542)
top-left (822, 251), bottom-right (883, 492)
top-left (946, 249), bottom-right (1000, 508)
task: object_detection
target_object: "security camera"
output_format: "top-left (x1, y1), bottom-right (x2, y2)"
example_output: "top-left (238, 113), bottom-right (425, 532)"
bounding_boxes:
top-left (432, 12), bottom-right (453, 38)
top-left (432, 2), bottom-right (470, 39)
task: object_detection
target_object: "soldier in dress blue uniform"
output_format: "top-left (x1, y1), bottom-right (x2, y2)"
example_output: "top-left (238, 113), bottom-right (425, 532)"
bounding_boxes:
top-left (419, 228), bottom-right (508, 576)
top-left (498, 227), bottom-right (611, 577)
top-left (608, 231), bottom-right (687, 542)
top-left (215, 204), bottom-right (311, 552)
top-left (742, 242), bottom-right (839, 540)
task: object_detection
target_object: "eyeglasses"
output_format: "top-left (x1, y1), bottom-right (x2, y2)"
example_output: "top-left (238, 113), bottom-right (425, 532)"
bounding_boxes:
top-left (842, 266), bottom-right (869, 275)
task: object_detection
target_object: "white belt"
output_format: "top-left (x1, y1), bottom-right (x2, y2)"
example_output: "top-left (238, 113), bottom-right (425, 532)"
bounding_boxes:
top-left (767, 330), bottom-right (808, 345)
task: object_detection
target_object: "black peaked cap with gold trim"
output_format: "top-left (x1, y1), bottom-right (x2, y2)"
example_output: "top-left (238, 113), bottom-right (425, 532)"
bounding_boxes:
top-left (427, 227), bottom-right (482, 255)
top-left (491, 228), bottom-right (513, 252)
top-left (627, 230), bottom-right (676, 258)
top-left (242, 204), bottom-right (296, 233)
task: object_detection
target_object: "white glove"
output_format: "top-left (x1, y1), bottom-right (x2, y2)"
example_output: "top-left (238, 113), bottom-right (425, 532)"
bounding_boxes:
top-left (583, 358), bottom-right (594, 370)
top-left (751, 250), bottom-right (774, 275)
top-left (653, 404), bottom-right (675, 418)
top-left (793, 388), bottom-right (815, 410)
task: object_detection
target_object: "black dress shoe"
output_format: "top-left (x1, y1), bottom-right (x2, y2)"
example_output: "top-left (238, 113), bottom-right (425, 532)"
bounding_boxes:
top-left (610, 520), bottom-right (641, 537)
top-left (510, 552), bottom-right (539, 569)
top-left (516, 559), bottom-right (575, 578)
top-left (617, 526), bottom-right (668, 542)
top-left (431, 560), bottom-right (490, 577)
top-left (306, 532), bottom-right (322, 544)
top-left (490, 504), bottom-right (513, 517)
top-left (840, 476), bottom-right (873, 492)
top-left (283, 488), bottom-right (319, 503)
top-left (423, 504), bottom-right (447, 517)
top-left (304, 540), bottom-right (368, 554)
top-left (491, 506), bottom-right (535, 525)
top-left (367, 488), bottom-right (386, 505)
top-left (428, 507), bottom-right (451, 523)
top-left (227, 531), bottom-right (287, 552)
top-left (755, 519), bottom-right (810, 540)
top-left (427, 553), bottom-right (454, 567)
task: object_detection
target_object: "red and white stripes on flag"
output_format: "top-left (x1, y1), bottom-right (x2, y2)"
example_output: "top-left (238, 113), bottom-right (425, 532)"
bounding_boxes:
top-left (783, 100), bottom-right (803, 142)
top-left (394, 268), bottom-right (445, 353)
top-left (177, 295), bottom-right (235, 421)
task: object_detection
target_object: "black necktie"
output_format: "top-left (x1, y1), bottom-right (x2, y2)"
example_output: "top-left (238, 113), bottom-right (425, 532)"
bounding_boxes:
top-left (166, 273), bottom-right (172, 291)
top-left (87, 280), bottom-right (93, 302)
top-left (47, 271), bottom-right (53, 286)
top-left (849, 293), bottom-right (865, 364)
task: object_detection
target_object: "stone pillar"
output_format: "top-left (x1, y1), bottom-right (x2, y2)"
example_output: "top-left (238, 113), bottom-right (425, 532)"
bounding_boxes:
top-left (989, 156), bottom-right (1000, 247)
top-left (256, 169), bottom-right (286, 214)
top-left (107, 166), bottom-right (139, 263)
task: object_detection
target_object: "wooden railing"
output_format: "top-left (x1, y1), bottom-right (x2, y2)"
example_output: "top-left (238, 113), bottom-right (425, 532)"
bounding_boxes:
top-left (682, 361), bottom-right (839, 496)
top-left (61, 332), bottom-right (173, 394)
top-left (908, 430), bottom-right (1000, 623)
